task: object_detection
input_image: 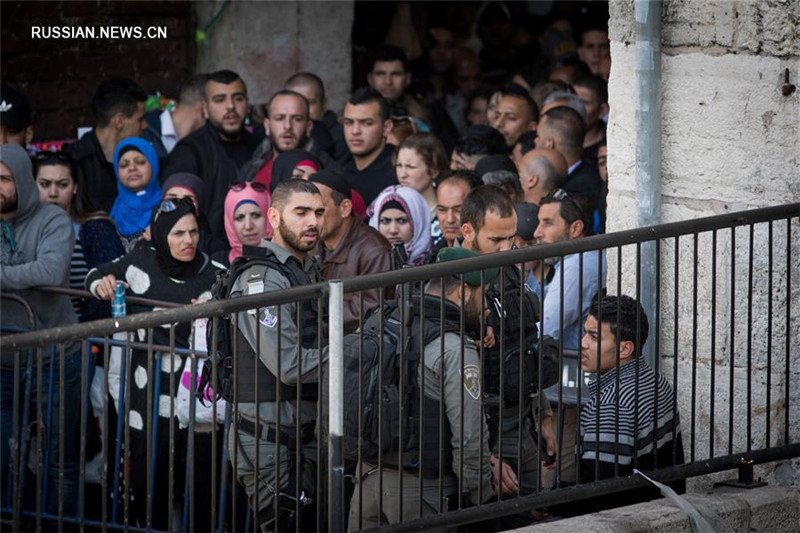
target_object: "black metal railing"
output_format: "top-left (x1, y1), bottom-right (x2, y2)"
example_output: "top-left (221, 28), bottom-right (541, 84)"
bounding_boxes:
top-left (0, 202), bottom-right (797, 532)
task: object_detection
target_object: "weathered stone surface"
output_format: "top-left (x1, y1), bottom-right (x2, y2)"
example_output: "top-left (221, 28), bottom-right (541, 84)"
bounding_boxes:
top-left (662, 0), bottom-right (735, 48)
top-left (518, 487), bottom-right (800, 532)
top-left (195, 1), bottom-right (353, 111)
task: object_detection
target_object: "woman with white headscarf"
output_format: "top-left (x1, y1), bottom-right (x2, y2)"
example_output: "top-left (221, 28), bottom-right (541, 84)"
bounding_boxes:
top-left (368, 185), bottom-right (432, 267)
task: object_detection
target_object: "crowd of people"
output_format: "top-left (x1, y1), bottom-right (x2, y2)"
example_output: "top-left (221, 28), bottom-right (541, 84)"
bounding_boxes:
top-left (0, 4), bottom-right (686, 531)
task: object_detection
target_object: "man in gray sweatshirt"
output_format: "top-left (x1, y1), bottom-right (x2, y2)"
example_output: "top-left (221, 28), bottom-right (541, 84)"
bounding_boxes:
top-left (1, 143), bottom-right (81, 517)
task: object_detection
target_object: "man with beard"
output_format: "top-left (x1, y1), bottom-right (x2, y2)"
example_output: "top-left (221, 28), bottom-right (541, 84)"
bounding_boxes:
top-left (309, 169), bottom-right (391, 332)
top-left (459, 186), bottom-right (559, 530)
top-left (163, 70), bottom-right (258, 256)
top-left (227, 179), bottom-right (328, 532)
top-left (240, 89), bottom-right (326, 188)
top-left (0, 144), bottom-right (81, 517)
top-left (533, 188), bottom-right (607, 487)
top-left (349, 246), bottom-right (494, 529)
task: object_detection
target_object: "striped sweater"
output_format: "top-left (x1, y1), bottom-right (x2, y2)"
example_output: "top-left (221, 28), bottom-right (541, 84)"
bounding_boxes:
top-left (580, 358), bottom-right (683, 478)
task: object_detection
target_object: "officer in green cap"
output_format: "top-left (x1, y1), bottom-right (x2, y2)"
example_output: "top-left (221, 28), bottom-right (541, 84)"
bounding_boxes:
top-left (349, 246), bottom-right (497, 529)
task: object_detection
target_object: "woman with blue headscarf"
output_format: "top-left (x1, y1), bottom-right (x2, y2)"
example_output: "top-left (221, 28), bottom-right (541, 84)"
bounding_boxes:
top-left (111, 137), bottom-right (162, 250)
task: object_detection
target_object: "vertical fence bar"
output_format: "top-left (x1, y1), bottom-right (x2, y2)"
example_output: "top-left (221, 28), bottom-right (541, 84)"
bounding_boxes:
top-left (729, 227), bottom-right (736, 455)
top-left (672, 236), bottom-right (680, 466)
top-left (710, 230), bottom-right (717, 459)
top-left (11, 348), bottom-right (21, 532)
top-left (146, 329), bottom-right (154, 529)
top-left (691, 234), bottom-right (698, 462)
top-left (785, 217), bottom-right (792, 445)
top-left (58, 343), bottom-right (65, 529)
top-left (766, 222), bottom-right (773, 448)
top-left (747, 224), bottom-right (754, 452)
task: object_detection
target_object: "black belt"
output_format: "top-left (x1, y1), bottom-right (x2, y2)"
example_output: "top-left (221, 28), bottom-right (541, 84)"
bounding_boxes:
top-left (236, 416), bottom-right (315, 448)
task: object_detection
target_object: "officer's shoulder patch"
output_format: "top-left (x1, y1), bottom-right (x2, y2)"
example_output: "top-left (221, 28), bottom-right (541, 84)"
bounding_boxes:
top-left (463, 364), bottom-right (481, 400)
top-left (259, 306), bottom-right (278, 328)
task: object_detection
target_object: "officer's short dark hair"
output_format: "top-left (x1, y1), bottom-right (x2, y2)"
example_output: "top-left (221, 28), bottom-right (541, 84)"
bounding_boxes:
top-left (285, 72), bottom-right (326, 102)
top-left (589, 295), bottom-right (649, 357)
top-left (271, 179), bottom-right (321, 212)
top-left (347, 87), bottom-right (390, 122)
top-left (91, 78), bottom-right (147, 127)
top-left (177, 74), bottom-right (209, 106)
top-left (368, 46), bottom-right (410, 73)
top-left (266, 89), bottom-right (310, 117)
top-left (460, 185), bottom-right (516, 232)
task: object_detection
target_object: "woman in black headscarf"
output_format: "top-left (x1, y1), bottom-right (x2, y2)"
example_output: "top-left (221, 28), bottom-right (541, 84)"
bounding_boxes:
top-left (86, 198), bottom-right (225, 529)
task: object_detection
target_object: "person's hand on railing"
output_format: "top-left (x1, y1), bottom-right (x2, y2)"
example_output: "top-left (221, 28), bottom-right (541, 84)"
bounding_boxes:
top-left (93, 274), bottom-right (127, 301)
top-left (490, 455), bottom-right (519, 495)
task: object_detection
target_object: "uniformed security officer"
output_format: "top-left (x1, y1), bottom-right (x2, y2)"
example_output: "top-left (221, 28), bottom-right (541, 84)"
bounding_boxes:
top-left (228, 179), bottom-right (327, 532)
top-left (348, 247), bottom-right (496, 530)
top-left (459, 185), bottom-right (559, 529)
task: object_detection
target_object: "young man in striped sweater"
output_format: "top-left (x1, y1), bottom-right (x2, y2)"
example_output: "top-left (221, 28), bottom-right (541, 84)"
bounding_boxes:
top-left (578, 294), bottom-right (685, 510)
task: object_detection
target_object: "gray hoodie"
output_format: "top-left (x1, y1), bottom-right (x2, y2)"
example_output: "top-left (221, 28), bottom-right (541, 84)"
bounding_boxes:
top-left (1, 144), bottom-right (77, 366)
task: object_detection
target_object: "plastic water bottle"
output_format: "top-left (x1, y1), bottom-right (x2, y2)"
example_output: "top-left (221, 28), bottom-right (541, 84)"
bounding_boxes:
top-left (111, 281), bottom-right (126, 318)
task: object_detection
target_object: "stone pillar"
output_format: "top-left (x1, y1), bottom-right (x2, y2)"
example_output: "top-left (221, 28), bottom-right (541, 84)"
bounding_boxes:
top-left (194, 1), bottom-right (354, 112)
top-left (606, 0), bottom-right (800, 488)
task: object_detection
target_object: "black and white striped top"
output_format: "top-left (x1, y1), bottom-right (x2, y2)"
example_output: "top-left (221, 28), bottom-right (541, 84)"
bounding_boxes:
top-left (69, 224), bottom-right (89, 316)
top-left (580, 358), bottom-right (682, 468)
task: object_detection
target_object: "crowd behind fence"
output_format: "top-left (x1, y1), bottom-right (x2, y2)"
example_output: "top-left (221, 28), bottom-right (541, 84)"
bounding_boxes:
top-left (1, 203), bottom-right (798, 532)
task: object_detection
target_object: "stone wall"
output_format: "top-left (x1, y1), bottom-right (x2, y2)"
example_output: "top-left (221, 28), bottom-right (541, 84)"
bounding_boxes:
top-left (194, 1), bottom-right (354, 115)
top-left (606, 0), bottom-right (800, 488)
top-left (0, 1), bottom-right (195, 140)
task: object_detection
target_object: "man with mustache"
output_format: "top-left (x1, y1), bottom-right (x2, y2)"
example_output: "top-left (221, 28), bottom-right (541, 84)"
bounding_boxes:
top-left (163, 70), bottom-right (258, 257)
top-left (227, 179), bottom-right (328, 532)
top-left (241, 90), bottom-right (327, 189)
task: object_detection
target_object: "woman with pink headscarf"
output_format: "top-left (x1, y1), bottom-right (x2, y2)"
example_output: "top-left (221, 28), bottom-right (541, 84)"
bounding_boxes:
top-left (223, 181), bottom-right (271, 265)
top-left (368, 185), bottom-right (432, 267)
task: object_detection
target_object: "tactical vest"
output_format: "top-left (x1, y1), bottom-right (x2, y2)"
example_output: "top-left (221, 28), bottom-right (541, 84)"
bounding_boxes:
top-left (231, 245), bottom-right (325, 403)
top-left (379, 298), bottom-right (459, 478)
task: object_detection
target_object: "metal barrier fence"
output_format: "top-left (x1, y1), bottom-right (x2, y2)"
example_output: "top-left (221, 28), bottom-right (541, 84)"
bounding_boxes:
top-left (1, 202), bottom-right (798, 532)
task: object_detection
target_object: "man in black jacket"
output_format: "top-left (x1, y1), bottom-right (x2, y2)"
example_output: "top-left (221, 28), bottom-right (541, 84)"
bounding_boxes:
top-left (65, 77), bottom-right (147, 212)
top-left (162, 70), bottom-right (258, 256)
top-left (285, 72), bottom-right (350, 166)
top-left (535, 106), bottom-right (605, 234)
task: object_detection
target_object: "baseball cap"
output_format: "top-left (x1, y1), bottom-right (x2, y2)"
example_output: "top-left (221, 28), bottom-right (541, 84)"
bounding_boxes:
top-left (515, 202), bottom-right (540, 241)
top-left (0, 86), bottom-right (31, 132)
top-left (309, 169), bottom-right (352, 198)
top-left (436, 246), bottom-right (499, 287)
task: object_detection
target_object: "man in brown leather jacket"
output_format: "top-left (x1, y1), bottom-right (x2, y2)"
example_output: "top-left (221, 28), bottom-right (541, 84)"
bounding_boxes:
top-left (310, 169), bottom-right (392, 331)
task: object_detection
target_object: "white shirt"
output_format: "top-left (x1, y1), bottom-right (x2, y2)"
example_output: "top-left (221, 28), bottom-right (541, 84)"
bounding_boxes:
top-left (159, 109), bottom-right (178, 154)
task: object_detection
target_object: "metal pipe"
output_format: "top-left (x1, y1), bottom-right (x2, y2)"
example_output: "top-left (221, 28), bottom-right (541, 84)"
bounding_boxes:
top-left (327, 280), bottom-right (345, 532)
top-left (634, 0), bottom-right (662, 367)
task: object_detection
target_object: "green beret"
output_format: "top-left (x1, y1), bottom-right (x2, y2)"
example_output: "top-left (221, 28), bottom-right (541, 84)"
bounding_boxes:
top-left (436, 247), bottom-right (499, 287)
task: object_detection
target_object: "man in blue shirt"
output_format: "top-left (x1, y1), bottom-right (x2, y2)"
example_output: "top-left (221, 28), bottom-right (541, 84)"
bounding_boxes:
top-left (534, 189), bottom-right (606, 351)
top-left (533, 188), bottom-right (606, 486)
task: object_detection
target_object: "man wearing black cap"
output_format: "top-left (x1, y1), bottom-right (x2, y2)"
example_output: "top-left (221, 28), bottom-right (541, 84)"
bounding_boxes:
top-left (310, 169), bottom-right (391, 331)
top-left (349, 246), bottom-right (494, 529)
top-left (0, 85), bottom-right (33, 148)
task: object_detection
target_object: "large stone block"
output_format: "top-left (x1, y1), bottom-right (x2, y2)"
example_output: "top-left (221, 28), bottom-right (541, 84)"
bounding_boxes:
top-left (195, 1), bottom-right (353, 111)
top-left (662, 0), bottom-right (735, 48)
